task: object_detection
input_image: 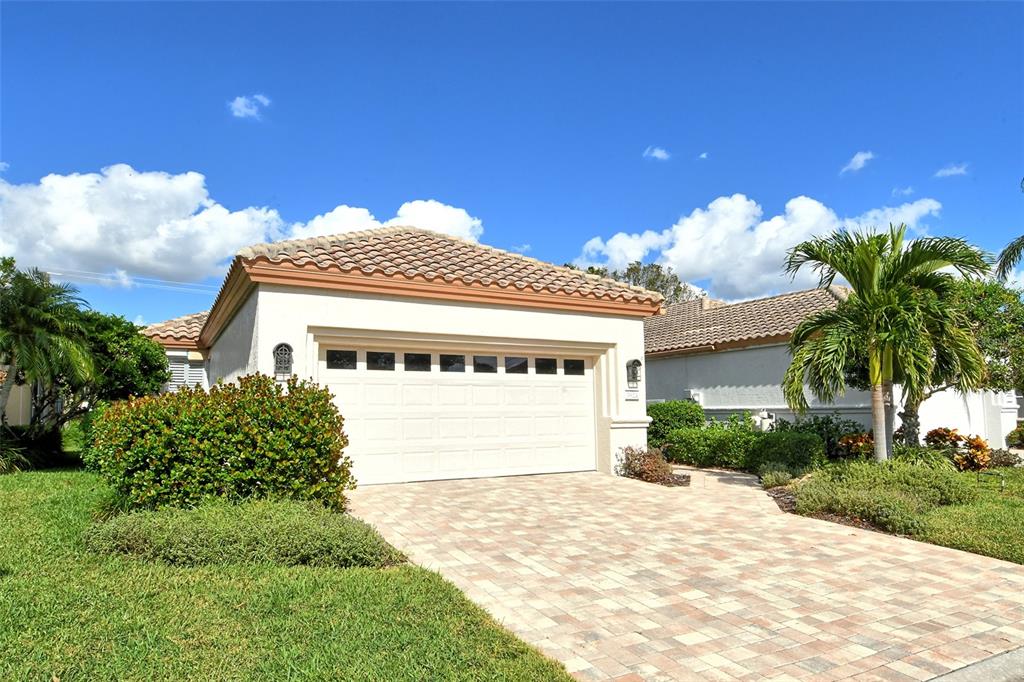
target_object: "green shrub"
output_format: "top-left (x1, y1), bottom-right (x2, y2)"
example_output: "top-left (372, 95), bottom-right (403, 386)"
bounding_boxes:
top-left (664, 414), bottom-right (758, 469)
top-left (746, 431), bottom-right (825, 474)
top-left (616, 446), bottom-right (674, 484)
top-left (0, 425), bottom-right (68, 469)
top-left (893, 444), bottom-right (955, 470)
top-left (1007, 424), bottom-right (1024, 449)
top-left (759, 464), bottom-right (793, 490)
top-left (794, 480), bottom-right (925, 536)
top-left (87, 374), bottom-right (353, 511)
top-left (84, 498), bottom-right (405, 568)
top-left (793, 459), bottom-right (977, 535)
top-left (773, 413), bottom-right (865, 459)
top-left (647, 400), bottom-right (705, 447)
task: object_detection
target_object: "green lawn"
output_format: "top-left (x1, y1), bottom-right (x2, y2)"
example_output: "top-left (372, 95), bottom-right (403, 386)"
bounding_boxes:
top-left (0, 470), bottom-right (570, 681)
top-left (917, 468), bottom-right (1024, 564)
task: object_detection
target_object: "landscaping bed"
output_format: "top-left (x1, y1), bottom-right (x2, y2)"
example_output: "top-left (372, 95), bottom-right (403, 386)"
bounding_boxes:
top-left (767, 464), bottom-right (1024, 564)
top-left (0, 470), bottom-right (570, 681)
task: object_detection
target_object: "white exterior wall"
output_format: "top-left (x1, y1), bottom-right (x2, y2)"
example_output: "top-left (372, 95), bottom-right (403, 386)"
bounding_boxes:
top-left (245, 283), bottom-right (651, 474)
top-left (207, 290), bottom-right (259, 384)
top-left (3, 382), bottom-right (32, 426)
top-left (647, 343), bottom-right (1019, 447)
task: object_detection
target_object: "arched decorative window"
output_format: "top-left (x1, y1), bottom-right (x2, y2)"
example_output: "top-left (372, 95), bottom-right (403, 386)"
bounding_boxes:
top-left (273, 343), bottom-right (293, 380)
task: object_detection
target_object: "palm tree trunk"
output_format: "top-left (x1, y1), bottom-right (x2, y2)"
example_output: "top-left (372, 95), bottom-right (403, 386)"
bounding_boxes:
top-left (868, 349), bottom-right (888, 461)
top-left (0, 361), bottom-right (19, 425)
top-left (870, 384), bottom-right (888, 461)
top-left (883, 380), bottom-right (895, 459)
top-left (899, 399), bottom-right (922, 445)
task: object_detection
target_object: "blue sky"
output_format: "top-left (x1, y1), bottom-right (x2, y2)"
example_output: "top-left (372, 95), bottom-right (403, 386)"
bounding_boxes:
top-left (2, 2), bottom-right (1021, 323)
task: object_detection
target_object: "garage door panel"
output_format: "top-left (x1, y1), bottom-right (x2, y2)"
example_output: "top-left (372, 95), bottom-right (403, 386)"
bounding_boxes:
top-left (326, 347), bottom-right (596, 485)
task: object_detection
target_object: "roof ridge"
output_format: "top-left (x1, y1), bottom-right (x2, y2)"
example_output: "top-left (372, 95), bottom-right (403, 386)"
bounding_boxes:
top-left (239, 225), bottom-right (665, 302)
top-left (145, 309), bottom-right (209, 330)
top-left (663, 286), bottom-right (836, 313)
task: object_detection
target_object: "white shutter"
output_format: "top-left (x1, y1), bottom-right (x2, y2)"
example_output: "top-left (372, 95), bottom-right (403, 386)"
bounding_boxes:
top-left (167, 357), bottom-right (187, 392)
top-left (186, 360), bottom-right (206, 389)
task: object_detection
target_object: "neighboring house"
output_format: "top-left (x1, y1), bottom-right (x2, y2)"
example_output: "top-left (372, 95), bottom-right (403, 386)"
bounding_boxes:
top-left (144, 227), bottom-right (660, 485)
top-left (0, 368), bottom-right (33, 426)
top-left (645, 288), bottom-right (1019, 448)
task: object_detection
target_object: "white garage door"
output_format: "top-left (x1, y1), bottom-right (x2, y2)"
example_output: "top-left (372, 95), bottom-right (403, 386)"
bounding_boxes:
top-left (322, 347), bottom-right (597, 485)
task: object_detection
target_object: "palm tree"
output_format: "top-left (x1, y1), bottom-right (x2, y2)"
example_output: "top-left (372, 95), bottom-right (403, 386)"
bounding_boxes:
top-left (0, 262), bottom-right (93, 424)
top-left (996, 235), bottom-right (1024, 280)
top-left (782, 225), bottom-right (989, 460)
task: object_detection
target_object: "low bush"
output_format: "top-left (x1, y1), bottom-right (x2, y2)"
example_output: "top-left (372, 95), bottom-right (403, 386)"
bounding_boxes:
top-left (836, 432), bottom-right (874, 460)
top-left (747, 431), bottom-right (825, 473)
top-left (87, 374), bottom-right (353, 511)
top-left (772, 413), bottom-right (865, 460)
top-left (664, 414), bottom-right (758, 469)
top-left (0, 425), bottom-right (66, 469)
top-left (953, 435), bottom-right (991, 472)
top-left (989, 448), bottom-right (1020, 468)
top-left (1007, 424), bottom-right (1024, 449)
top-left (793, 459), bottom-right (978, 535)
top-left (615, 446), bottom-right (674, 484)
top-left (758, 462), bottom-right (794, 490)
top-left (647, 400), bottom-right (705, 447)
top-left (893, 444), bottom-right (955, 470)
top-left (85, 498), bottom-right (405, 568)
top-left (924, 427), bottom-right (963, 450)
top-left (795, 481), bottom-right (925, 536)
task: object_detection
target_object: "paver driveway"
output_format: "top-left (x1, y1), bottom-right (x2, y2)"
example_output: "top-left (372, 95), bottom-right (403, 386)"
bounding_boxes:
top-left (349, 469), bottom-right (1024, 681)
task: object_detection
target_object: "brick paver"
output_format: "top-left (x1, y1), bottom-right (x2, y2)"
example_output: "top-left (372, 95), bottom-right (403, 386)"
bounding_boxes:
top-left (348, 468), bottom-right (1024, 680)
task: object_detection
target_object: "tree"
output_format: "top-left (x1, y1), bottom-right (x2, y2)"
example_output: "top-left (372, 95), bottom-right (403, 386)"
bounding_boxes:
top-left (842, 278), bottom-right (1024, 445)
top-left (782, 225), bottom-right (989, 461)
top-left (29, 310), bottom-right (171, 431)
top-left (564, 261), bottom-right (701, 304)
top-left (0, 259), bottom-right (93, 426)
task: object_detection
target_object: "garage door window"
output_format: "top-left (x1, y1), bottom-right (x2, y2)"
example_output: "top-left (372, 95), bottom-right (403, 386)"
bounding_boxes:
top-left (367, 351), bottom-right (395, 371)
top-left (564, 359), bottom-right (585, 375)
top-left (404, 353), bottom-right (431, 372)
top-left (440, 354), bottom-right (465, 372)
top-left (505, 356), bottom-right (528, 374)
top-left (326, 350), bottom-right (357, 370)
top-left (473, 355), bottom-right (498, 373)
top-left (536, 358), bottom-right (557, 375)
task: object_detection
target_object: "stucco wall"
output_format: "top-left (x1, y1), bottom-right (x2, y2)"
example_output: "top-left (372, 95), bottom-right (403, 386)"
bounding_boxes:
top-left (647, 343), bottom-right (1019, 446)
top-left (251, 284), bottom-right (651, 473)
top-left (207, 289), bottom-right (259, 384)
top-left (3, 382), bottom-right (32, 426)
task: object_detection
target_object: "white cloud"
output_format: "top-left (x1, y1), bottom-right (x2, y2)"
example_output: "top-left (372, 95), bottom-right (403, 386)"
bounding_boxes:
top-left (0, 161), bottom-right (8, 172)
top-left (508, 243), bottom-right (531, 253)
top-left (891, 186), bottom-right (914, 197)
top-left (574, 194), bottom-right (943, 299)
top-left (0, 164), bottom-right (485, 285)
top-left (840, 151), bottom-right (875, 175)
top-left (291, 199), bottom-right (483, 242)
top-left (132, 314), bottom-right (146, 326)
top-left (934, 162), bottom-right (968, 178)
top-left (698, 152), bottom-right (708, 160)
top-left (643, 146), bottom-right (671, 161)
top-left (229, 94), bottom-right (271, 119)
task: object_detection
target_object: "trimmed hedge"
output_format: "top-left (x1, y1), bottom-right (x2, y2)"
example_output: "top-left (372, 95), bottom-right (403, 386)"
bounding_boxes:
top-left (664, 419), bottom-right (824, 474)
top-left (747, 431), bottom-right (825, 474)
top-left (664, 417), bottom-right (759, 469)
top-left (85, 498), bottom-right (405, 568)
top-left (86, 374), bottom-right (353, 511)
top-left (647, 400), bottom-right (705, 447)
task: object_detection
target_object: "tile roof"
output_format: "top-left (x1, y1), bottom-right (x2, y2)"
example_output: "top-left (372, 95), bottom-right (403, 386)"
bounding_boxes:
top-left (237, 226), bottom-right (663, 305)
top-left (644, 286), bottom-right (849, 355)
top-left (143, 310), bottom-right (209, 345)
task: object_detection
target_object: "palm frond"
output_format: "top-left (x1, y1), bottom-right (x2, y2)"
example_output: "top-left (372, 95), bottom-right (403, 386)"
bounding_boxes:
top-left (996, 234), bottom-right (1024, 280)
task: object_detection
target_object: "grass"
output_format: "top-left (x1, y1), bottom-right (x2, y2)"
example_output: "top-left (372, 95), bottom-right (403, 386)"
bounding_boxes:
top-left (0, 470), bottom-right (571, 681)
top-left (792, 462), bottom-right (1024, 564)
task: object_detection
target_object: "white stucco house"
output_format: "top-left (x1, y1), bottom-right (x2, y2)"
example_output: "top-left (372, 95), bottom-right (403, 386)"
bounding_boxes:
top-left (644, 288), bottom-right (1019, 448)
top-left (144, 227), bottom-right (661, 485)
